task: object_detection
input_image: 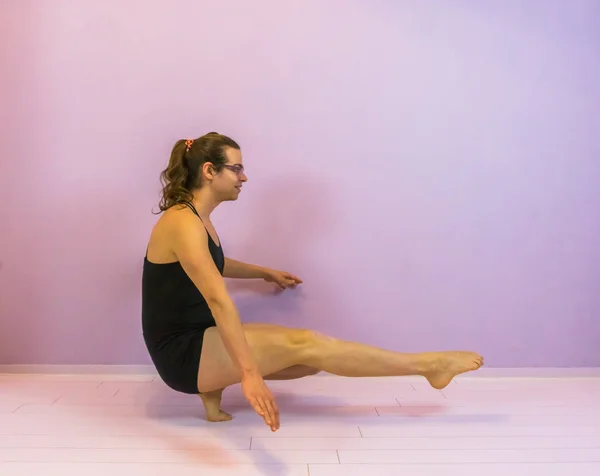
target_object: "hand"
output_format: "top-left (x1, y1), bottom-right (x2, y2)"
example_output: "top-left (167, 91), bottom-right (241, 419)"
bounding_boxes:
top-left (264, 269), bottom-right (303, 290)
top-left (241, 372), bottom-right (280, 431)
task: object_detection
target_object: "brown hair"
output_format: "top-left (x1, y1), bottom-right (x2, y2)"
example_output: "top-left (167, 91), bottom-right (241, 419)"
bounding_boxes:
top-left (155, 132), bottom-right (240, 212)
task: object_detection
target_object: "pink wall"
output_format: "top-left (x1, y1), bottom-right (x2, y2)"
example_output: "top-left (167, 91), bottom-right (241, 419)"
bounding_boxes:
top-left (1, 1), bottom-right (599, 367)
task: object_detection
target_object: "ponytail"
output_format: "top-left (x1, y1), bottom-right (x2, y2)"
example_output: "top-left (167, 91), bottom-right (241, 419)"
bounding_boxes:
top-left (156, 139), bottom-right (194, 213)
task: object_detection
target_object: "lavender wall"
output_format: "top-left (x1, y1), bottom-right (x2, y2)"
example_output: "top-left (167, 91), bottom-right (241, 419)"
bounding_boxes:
top-left (1, 1), bottom-right (598, 367)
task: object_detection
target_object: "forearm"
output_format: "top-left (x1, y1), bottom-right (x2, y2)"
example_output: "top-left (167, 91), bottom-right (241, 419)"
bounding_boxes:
top-left (223, 257), bottom-right (269, 279)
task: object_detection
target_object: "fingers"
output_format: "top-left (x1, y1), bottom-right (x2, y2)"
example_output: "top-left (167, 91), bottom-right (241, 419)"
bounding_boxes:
top-left (275, 272), bottom-right (303, 287)
top-left (263, 398), bottom-right (280, 431)
top-left (252, 398), bottom-right (265, 415)
top-left (285, 273), bottom-right (303, 284)
top-left (275, 280), bottom-right (292, 290)
top-left (277, 277), bottom-right (302, 289)
top-left (252, 396), bottom-right (280, 431)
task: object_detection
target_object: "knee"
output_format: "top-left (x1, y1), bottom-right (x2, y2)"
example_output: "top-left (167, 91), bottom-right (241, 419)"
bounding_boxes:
top-left (279, 329), bottom-right (335, 366)
top-left (285, 329), bottom-right (335, 349)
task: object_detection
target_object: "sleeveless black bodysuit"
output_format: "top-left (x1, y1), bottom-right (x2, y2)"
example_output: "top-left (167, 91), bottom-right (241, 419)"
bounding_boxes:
top-left (141, 202), bottom-right (224, 394)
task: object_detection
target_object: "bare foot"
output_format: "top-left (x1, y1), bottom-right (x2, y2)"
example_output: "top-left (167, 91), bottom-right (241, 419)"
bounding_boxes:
top-left (422, 351), bottom-right (484, 389)
top-left (198, 389), bottom-right (233, 422)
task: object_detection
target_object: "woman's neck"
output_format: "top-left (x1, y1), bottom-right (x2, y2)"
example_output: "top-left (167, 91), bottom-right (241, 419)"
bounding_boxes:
top-left (191, 188), bottom-right (219, 219)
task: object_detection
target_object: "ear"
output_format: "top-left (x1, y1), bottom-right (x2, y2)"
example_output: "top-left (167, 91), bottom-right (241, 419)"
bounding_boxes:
top-left (201, 162), bottom-right (216, 180)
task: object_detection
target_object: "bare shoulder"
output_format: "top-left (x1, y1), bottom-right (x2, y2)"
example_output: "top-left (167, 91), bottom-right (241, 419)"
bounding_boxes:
top-left (147, 206), bottom-right (207, 263)
top-left (163, 207), bottom-right (212, 262)
top-left (162, 205), bottom-right (206, 238)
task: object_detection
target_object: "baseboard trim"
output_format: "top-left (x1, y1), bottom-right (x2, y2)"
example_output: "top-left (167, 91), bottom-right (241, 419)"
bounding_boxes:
top-left (0, 365), bottom-right (159, 375)
top-left (0, 365), bottom-right (599, 378)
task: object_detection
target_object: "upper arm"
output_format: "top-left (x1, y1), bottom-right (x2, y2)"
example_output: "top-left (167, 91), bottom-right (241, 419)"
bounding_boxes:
top-left (169, 213), bottom-right (229, 306)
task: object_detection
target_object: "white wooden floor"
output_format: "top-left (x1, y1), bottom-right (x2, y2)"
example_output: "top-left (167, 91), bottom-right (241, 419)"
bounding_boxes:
top-left (1, 372), bottom-right (600, 475)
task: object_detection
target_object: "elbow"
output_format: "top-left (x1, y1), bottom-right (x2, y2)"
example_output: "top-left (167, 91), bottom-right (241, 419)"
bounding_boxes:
top-left (205, 291), bottom-right (233, 315)
top-left (186, 269), bottom-right (233, 315)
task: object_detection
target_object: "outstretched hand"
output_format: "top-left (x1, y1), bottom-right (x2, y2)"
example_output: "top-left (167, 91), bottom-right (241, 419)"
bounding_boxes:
top-left (263, 269), bottom-right (303, 290)
top-left (241, 372), bottom-right (280, 431)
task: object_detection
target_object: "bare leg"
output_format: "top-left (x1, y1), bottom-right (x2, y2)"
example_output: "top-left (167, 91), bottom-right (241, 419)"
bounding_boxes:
top-left (264, 365), bottom-right (321, 380)
top-left (197, 323), bottom-right (483, 393)
top-left (303, 333), bottom-right (483, 390)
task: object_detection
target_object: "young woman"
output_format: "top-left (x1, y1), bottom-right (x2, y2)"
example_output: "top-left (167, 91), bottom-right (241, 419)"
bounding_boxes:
top-left (142, 132), bottom-right (484, 432)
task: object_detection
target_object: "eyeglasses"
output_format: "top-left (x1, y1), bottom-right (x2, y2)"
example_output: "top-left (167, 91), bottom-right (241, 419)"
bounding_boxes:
top-left (222, 164), bottom-right (245, 175)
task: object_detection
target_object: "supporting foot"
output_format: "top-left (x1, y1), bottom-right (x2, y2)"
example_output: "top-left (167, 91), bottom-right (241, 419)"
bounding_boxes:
top-left (198, 389), bottom-right (232, 422)
top-left (422, 351), bottom-right (484, 389)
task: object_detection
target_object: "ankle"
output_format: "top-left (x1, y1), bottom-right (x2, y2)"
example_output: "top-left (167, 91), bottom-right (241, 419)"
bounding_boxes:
top-left (199, 388), bottom-right (224, 399)
top-left (414, 352), bottom-right (439, 376)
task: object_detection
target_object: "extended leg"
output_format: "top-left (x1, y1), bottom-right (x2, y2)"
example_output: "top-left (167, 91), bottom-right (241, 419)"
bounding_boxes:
top-left (197, 323), bottom-right (483, 394)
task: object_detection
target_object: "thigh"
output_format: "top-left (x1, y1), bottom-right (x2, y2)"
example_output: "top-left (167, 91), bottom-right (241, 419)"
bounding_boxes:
top-left (264, 365), bottom-right (321, 381)
top-left (196, 323), bottom-right (313, 393)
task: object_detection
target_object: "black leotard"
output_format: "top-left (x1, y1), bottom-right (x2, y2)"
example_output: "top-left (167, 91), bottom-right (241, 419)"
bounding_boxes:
top-left (141, 201), bottom-right (224, 394)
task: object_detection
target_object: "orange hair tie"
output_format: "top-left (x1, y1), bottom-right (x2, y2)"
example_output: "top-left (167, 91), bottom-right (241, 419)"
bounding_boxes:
top-left (185, 139), bottom-right (194, 151)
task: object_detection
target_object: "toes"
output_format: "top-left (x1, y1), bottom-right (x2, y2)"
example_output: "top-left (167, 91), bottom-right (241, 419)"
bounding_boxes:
top-left (207, 411), bottom-right (233, 422)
